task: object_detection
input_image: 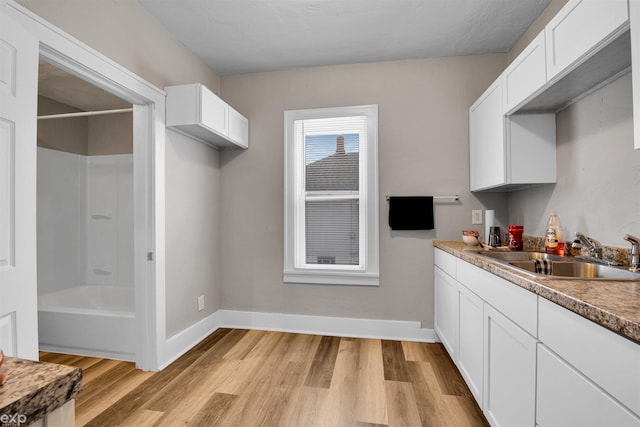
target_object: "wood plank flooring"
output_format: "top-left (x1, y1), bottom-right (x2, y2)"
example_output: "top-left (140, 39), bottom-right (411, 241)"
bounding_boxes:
top-left (40, 329), bottom-right (488, 427)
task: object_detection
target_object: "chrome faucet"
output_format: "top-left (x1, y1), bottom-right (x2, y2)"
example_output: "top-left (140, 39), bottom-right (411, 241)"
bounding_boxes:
top-left (575, 232), bottom-right (603, 259)
top-left (624, 234), bottom-right (640, 272)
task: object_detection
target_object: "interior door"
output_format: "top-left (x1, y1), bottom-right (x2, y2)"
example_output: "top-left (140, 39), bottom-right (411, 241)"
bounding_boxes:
top-left (0, 3), bottom-right (40, 359)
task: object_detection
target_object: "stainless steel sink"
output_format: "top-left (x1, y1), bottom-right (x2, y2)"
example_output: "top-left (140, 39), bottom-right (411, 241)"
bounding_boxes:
top-left (506, 260), bottom-right (640, 280)
top-left (479, 251), bottom-right (564, 262)
top-left (476, 251), bottom-right (640, 280)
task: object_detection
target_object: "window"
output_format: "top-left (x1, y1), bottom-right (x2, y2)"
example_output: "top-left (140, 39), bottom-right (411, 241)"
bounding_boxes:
top-left (284, 105), bottom-right (379, 286)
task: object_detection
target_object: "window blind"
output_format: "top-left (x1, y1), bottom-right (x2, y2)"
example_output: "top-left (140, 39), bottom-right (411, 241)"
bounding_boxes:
top-left (295, 115), bottom-right (365, 267)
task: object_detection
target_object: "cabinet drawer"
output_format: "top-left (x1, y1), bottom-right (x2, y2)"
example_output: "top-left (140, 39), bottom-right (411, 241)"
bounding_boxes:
top-left (503, 30), bottom-right (547, 113)
top-left (539, 298), bottom-right (640, 415)
top-left (434, 248), bottom-right (456, 278)
top-left (457, 259), bottom-right (537, 336)
top-left (537, 344), bottom-right (640, 426)
top-left (545, 0), bottom-right (628, 81)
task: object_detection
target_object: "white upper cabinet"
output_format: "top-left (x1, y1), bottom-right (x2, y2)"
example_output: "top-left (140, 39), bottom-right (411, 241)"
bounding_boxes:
top-left (469, 80), bottom-right (505, 191)
top-left (631, 0), bottom-right (640, 149)
top-left (469, 79), bottom-right (556, 192)
top-left (502, 30), bottom-right (547, 114)
top-left (545, 0), bottom-right (629, 82)
top-left (166, 83), bottom-right (249, 149)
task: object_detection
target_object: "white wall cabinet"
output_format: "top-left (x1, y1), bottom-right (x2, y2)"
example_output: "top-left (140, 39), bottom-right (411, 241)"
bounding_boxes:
top-left (166, 83), bottom-right (249, 149)
top-left (503, 30), bottom-right (547, 114)
top-left (471, 0), bottom-right (637, 176)
top-left (631, 0), bottom-right (640, 150)
top-left (545, 0), bottom-right (628, 82)
top-left (469, 80), bottom-right (556, 192)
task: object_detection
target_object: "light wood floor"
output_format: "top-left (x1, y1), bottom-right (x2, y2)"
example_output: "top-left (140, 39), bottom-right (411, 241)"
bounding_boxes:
top-left (40, 329), bottom-right (488, 426)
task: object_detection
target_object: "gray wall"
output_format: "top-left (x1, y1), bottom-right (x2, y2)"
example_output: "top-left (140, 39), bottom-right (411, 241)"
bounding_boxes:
top-left (508, 73), bottom-right (640, 247)
top-left (220, 56), bottom-right (508, 328)
top-left (19, 0), bottom-right (222, 339)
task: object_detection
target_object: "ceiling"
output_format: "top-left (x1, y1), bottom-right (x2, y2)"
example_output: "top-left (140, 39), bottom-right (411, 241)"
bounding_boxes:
top-left (138, 0), bottom-right (551, 76)
top-left (38, 61), bottom-right (131, 112)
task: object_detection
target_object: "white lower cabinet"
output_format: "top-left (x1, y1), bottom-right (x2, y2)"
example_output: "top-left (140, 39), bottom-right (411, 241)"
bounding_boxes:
top-left (457, 285), bottom-right (483, 406)
top-left (483, 305), bottom-right (537, 427)
top-left (434, 265), bottom-right (458, 358)
top-left (434, 249), bottom-right (537, 426)
top-left (435, 248), bottom-right (640, 426)
top-left (537, 344), bottom-right (640, 427)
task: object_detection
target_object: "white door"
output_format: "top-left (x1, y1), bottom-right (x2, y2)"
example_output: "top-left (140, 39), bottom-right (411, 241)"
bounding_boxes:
top-left (0, 3), bottom-right (39, 359)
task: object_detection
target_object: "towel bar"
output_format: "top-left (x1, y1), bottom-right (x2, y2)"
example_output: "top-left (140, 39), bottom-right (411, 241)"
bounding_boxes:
top-left (385, 195), bottom-right (459, 202)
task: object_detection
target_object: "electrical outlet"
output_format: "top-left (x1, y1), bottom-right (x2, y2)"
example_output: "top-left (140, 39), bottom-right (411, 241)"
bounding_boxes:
top-left (197, 295), bottom-right (205, 312)
top-left (472, 209), bottom-right (483, 225)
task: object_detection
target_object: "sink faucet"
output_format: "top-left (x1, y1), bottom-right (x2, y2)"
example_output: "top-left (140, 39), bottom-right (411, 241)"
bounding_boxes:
top-left (575, 232), bottom-right (603, 259)
top-left (624, 234), bottom-right (640, 272)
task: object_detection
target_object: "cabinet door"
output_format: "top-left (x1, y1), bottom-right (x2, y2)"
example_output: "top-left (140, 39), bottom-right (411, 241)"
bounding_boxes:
top-left (537, 345), bottom-right (640, 427)
top-left (483, 305), bottom-right (536, 427)
top-left (545, 0), bottom-right (628, 81)
top-left (469, 80), bottom-right (505, 191)
top-left (457, 285), bottom-right (483, 406)
top-left (631, 0), bottom-right (640, 150)
top-left (228, 106), bottom-right (249, 149)
top-left (200, 85), bottom-right (229, 136)
top-left (503, 31), bottom-right (547, 114)
top-left (434, 266), bottom-right (458, 359)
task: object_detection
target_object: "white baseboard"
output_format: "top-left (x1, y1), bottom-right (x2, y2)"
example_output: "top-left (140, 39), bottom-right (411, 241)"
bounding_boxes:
top-left (158, 310), bottom-right (436, 370)
top-left (216, 310), bottom-right (436, 342)
top-left (40, 344), bottom-right (135, 363)
top-left (159, 311), bottom-right (220, 370)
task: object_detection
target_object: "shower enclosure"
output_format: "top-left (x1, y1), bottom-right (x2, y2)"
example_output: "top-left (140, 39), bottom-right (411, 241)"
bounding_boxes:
top-left (36, 92), bottom-right (135, 361)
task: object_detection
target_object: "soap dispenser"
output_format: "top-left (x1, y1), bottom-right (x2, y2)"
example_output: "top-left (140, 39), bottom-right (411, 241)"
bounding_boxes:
top-left (544, 212), bottom-right (563, 255)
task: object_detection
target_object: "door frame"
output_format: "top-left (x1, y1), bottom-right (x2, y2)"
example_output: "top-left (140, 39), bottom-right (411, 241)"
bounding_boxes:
top-left (6, 0), bottom-right (166, 370)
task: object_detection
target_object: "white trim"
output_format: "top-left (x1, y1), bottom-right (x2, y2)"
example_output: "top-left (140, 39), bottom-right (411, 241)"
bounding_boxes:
top-left (157, 309), bottom-right (435, 370)
top-left (39, 344), bottom-right (135, 362)
top-left (6, 0), bottom-right (165, 371)
top-left (159, 311), bottom-right (220, 370)
top-left (217, 310), bottom-right (436, 342)
top-left (284, 104), bottom-right (379, 286)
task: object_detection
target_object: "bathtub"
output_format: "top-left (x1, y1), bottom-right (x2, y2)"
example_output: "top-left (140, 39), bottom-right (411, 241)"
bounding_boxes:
top-left (38, 285), bottom-right (136, 361)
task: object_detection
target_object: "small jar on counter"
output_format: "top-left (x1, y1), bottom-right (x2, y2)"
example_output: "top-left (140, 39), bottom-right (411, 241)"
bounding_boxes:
top-left (508, 225), bottom-right (524, 251)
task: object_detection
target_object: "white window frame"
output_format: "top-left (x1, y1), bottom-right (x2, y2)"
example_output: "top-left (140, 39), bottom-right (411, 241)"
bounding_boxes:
top-left (284, 105), bottom-right (379, 286)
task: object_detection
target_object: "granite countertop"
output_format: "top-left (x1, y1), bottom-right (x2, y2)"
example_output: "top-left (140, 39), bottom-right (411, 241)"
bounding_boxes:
top-left (434, 240), bottom-right (640, 344)
top-left (0, 357), bottom-right (81, 425)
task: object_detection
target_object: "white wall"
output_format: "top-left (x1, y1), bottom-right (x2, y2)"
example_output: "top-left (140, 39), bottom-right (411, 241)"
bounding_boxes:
top-left (508, 73), bottom-right (640, 246)
top-left (219, 56), bottom-right (508, 328)
top-left (165, 130), bottom-right (220, 338)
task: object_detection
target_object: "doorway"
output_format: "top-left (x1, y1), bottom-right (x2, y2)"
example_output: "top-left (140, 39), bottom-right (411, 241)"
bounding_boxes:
top-left (36, 59), bottom-right (137, 361)
top-left (2, 1), bottom-right (165, 370)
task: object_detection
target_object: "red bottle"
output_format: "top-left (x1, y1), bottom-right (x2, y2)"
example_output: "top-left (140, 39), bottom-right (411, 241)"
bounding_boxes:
top-left (508, 225), bottom-right (524, 251)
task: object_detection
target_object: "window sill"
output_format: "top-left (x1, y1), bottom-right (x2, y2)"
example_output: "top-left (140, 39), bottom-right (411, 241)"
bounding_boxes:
top-left (283, 269), bottom-right (379, 286)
